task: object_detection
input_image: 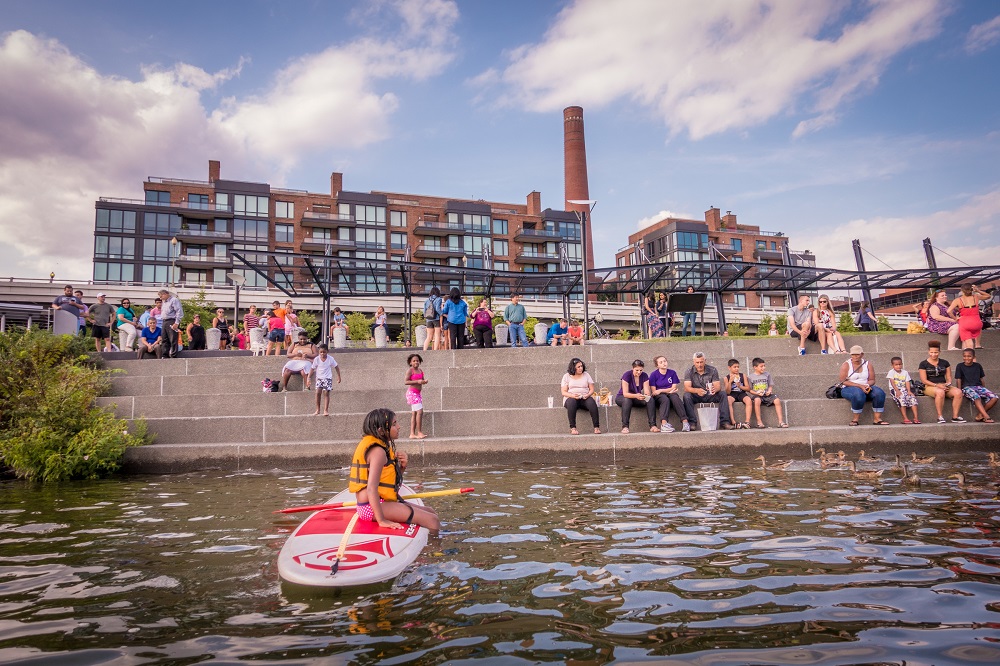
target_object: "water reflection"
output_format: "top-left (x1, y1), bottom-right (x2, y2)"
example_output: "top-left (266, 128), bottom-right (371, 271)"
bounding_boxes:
top-left (0, 460), bottom-right (999, 664)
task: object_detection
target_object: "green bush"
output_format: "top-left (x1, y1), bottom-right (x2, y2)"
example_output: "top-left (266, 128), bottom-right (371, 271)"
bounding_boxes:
top-left (876, 315), bottom-right (893, 332)
top-left (757, 314), bottom-right (773, 336)
top-left (775, 314), bottom-right (788, 335)
top-left (726, 321), bottom-right (747, 337)
top-left (345, 312), bottom-right (372, 341)
top-left (838, 312), bottom-right (860, 333)
top-left (297, 310), bottom-right (320, 340)
top-left (0, 329), bottom-right (146, 481)
top-left (180, 288), bottom-right (218, 328)
top-left (523, 316), bottom-right (540, 342)
top-left (397, 311), bottom-right (425, 344)
top-left (612, 328), bottom-right (634, 341)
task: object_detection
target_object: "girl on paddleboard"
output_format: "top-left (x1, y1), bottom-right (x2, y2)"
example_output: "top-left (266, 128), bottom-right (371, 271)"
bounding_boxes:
top-left (348, 408), bottom-right (441, 530)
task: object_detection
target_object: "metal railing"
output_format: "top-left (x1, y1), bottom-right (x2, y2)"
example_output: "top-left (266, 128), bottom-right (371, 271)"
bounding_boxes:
top-left (98, 197), bottom-right (233, 213)
top-left (176, 229), bottom-right (232, 239)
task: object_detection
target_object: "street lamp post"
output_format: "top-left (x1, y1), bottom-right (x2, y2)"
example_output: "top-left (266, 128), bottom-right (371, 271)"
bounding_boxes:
top-left (567, 200), bottom-right (597, 340)
top-left (170, 237), bottom-right (178, 287)
top-left (226, 272), bottom-right (246, 334)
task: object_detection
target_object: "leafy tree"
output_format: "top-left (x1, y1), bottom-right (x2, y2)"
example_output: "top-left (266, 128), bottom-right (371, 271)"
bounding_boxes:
top-left (726, 321), bottom-right (747, 337)
top-left (179, 288), bottom-right (218, 328)
top-left (345, 312), bottom-right (372, 342)
top-left (775, 314), bottom-right (788, 335)
top-left (876, 315), bottom-right (893, 332)
top-left (296, 310), bottom-right (320, 340)
top-left (0, 329), bottom-right (146, 481)
top-left (838, 312), bottom-right (860, 333)
top-left (756, 314), bottom-right (773, 336)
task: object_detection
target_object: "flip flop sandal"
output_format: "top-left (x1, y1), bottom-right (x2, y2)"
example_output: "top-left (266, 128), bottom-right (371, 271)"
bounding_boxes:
top-left (985, 418), bottom-right (996, 423)
top-left (902, 419), bottom-right (913, 424)
top-left (755, 423), bottom-right (767, 429)
top-left (849, 421), bottom-right (860, 426)
top-left (912, 419), bottom-right (921, 424)
top-left (873, 420), bottom-right (890, 425)
top-left (779, 423), bottom-right (789, 428)
top-left (570, 428), bottom-right (579, 435)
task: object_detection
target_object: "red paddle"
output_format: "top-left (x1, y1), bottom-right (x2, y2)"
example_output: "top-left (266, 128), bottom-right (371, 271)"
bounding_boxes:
top-left (276, 487), bottom-right (475, 514)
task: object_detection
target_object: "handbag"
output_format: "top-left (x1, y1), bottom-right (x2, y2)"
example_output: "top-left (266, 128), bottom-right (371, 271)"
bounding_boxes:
top-left (825, 383), bottom-right (843, 399)
top-left (910, 379), bottom-right (925, 396)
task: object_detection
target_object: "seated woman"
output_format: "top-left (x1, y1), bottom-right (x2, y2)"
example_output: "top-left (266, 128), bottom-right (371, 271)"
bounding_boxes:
top-left (919, 339), bottom-right (965, 423)
top-left (616, 359), bottom-right (656, 434)
top-left (813, 295), bottom-right (846, 353)
top-left (947, 284), bottom-right (991, 350)
top-left (649, 355), bottom-right (688, 432)
top-left (561, 358), bottom-right (600, 435)
top-left (838, 345), bottom-right (889, 426)
top-left (925, 290), bottom-right (960, 350)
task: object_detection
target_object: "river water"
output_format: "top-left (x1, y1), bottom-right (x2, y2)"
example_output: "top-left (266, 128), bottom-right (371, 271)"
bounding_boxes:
top-left (2, 457), bottom-right (1000, 665)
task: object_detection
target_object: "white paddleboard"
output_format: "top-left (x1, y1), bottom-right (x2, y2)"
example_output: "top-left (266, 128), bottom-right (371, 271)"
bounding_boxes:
top-left (277, 484), bottom-right (428, 587)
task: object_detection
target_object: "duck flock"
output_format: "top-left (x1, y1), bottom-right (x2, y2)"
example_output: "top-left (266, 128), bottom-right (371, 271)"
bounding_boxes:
top-left (753, 450), bottom-right (1000, 495)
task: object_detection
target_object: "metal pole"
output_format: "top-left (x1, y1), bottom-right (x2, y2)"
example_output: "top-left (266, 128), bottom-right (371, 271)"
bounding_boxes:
top-left (233, 283), bottom-right (240, 336)
top-left (852, 239), bottom-right (873, 309)
top-left (581, 211), bottom-right (589, 339)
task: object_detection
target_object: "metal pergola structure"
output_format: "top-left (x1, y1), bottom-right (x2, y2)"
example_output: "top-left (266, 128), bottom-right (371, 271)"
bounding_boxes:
top-left (232, 250), bottom-right (1000, 337)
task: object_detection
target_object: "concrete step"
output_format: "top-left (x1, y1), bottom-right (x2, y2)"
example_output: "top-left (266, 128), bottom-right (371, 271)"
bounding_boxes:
top-left (121, 425), bottom-right (1000, 474)
top-left (125, 396), bottom-right (992, 445)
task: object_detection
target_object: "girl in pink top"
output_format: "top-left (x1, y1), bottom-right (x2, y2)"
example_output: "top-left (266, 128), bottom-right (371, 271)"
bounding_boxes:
top-left (405, 353), bottom-right (428, 439)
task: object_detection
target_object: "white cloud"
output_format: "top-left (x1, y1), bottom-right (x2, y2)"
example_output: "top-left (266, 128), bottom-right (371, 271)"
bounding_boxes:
top-left (0, 1), bottom-right (458, 277)
top-left (485, 0), bottom-right (947, 139)
top-left (637, 210), bottom-right (694, 230)
top-left (794, 188), bottom-right (1000, 270)
top-left (966, 15), bottom-right (1000, 54)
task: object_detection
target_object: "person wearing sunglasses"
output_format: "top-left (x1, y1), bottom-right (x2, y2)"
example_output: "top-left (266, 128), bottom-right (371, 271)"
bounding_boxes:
top-left (813, 295), bottom-right (846, 354)
top-left (115, 298), bottom-right (139, 351)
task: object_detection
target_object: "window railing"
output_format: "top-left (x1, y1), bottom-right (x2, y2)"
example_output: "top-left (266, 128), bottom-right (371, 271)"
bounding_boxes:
top-left (98, 196), bottom-right (233, 213)
top-left (302, 210), bottom-right (355, 221)
top-left (416, 220), bottom-right (465, 231)
top-left (177, 229), bottom-right (232, 238)
top-left (176, 254), bottom-right (228, 262)
top-left (516, 228), bottom-right (566, 239)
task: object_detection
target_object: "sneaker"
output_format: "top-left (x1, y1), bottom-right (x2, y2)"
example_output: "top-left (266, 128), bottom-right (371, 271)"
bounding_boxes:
top-left (798, 348), bottom-right (807, 356)
top-left (660, 423), bottom-right (675, 433)
top-left (821, 350), bottom-right (829, 354)
top-left (937, 416), bottom-right (947, 424)
top-left (952, 416), bottom-right (966, 423)
top-left (682, 421), bottom-right (691, 432)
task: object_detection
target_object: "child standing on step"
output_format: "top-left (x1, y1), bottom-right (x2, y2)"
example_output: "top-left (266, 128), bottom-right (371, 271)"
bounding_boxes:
top-left (310, 344), bottom-right (341, 416)
top-left (886, 356), bottom-right (920, 424)
top-left (349, 408), bottom-right (440, 530)
top-left (405, 354), bottom-right (428, 439)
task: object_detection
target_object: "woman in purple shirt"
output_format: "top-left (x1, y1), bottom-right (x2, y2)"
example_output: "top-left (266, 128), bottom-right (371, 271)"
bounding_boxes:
top-left (649, 355), bottom-right (688, 433)
top-left (616, 359), bottom-right (657, 434)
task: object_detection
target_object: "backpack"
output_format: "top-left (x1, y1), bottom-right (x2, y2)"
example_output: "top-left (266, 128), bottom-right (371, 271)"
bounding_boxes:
top-left (262, 378), bottom-right (279, 393)
top-left (423, 297), bottom-right (438, 319)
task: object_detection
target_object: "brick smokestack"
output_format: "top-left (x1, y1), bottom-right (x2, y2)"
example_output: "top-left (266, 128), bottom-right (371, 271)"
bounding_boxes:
top-left (330, 172), bottom-right (343, 197)
top-left (208, 160), bottom-right (220, 183)
top-left (564, 106), bottom-right (594, 271)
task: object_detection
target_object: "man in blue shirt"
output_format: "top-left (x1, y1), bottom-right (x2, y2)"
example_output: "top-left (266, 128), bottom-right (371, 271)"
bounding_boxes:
top-left (137, 317), bottom-right (164, 359)
top-left (547, 318), bottom-right (569, 346)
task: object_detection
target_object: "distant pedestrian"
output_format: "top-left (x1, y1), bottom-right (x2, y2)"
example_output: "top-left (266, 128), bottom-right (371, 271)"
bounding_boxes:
top-left (440, 287), bottom-right (469, 349)
top-left (88, 292), bottom-right (116, 352)
top-left (74, 290), bottom-right (89, 336)
top-left (158, 289), bottom-right (184, 358)
top-left (186, 314), bottom-right (207, 351)
top-left (51, 284), bottom-right (83, 332)
top-left (422, 288), bottom-right (443, 351)
top-left (503, 293), bottom-right (528, 347)
top-left (471, 299), bottom-right (494, 348)
top-left (243, 304), bottom-right (260, 335)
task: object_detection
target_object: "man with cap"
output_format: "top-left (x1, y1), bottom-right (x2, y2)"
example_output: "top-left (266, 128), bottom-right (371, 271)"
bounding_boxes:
top-left (88, 292), bottom-right (117, 352)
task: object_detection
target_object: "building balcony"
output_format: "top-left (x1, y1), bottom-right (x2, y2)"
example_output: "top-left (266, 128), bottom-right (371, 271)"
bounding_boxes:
top-left (176, 201), bottom-right (233, 220)
top-left (301, 210), bottom-right (355, 228)
top-left (754, 248), bottom-right (785, 262)
top-left (515, 251), bottom-right (562, 265)
top-left (413, 244), bottom-right (464, 259)
top-left (174, 254), bottom-right (232, 268)
top-left (712, 244), bottom-right (745, 258)
top-left (413, 220), bottom-right (465, 237)
top-left (174, 227), bottom-right (233, 242)
top-left (514, 227), bottom-right (568, 242)
top-left (300, 236), bottom-right (355, 252)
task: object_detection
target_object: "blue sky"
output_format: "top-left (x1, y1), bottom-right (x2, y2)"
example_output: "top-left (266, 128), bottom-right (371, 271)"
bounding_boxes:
top-left (0, 0), bottom-right (998, 279)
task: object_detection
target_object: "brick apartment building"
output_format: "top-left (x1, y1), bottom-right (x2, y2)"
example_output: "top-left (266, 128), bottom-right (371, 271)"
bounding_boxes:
top-left (93, 160), bottom-right (583, 293)
top-left (614, 207), bottom-right (816, 309)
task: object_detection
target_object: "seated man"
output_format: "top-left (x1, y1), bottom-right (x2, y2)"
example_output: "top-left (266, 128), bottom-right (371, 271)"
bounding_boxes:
top-left (137, 317), bottom-right (164, 360)
top-left (682, 352), bottom-right (734, 430)
top-left (279, 330), bottom-right (317, 391)
top-left (547, 318), bottom-right (570, 346)
top-left (787, 295), bottom-right (817, 356)
top-left (567, 320), bottom-right (584, 345)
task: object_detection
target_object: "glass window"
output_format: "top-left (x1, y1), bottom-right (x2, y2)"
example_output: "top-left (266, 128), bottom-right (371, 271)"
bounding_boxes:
top-left (214, 243), bottom-right (228, 259)
top-left (234, 195), bottom-right (270, 217)
top-left (233, 218), bottom-right (269, 242)
top-left (390, 210), bottom-right (406, 227)
top-left (216, 193), bottom-right (229, 208)
top-left (493, 219), bottom-right (508, 235)
top-left (731, 238), bottom-right (742, 251)
top-left (143, 212), bottom-right (181, 235)
top-left (186, 270), bottom-right (208, 284)
top-left (94, 236), bottom-right (134, 259)
top-left (188, 194), bottom-right (209, 210)
top-left (756, 240), bottom-right (767, 250)
top-left (357, 227), bottom-right (386, 248)
top-left (275, 201), bottom-right (294, 219)
top-left (275, 224), bottom-right (294, 243)
top-left (338, 203), bottom-right (351, 218)
top-left (143, 238), bottom-right (174, 261)
top-left (96, 209), bottom-right (137, 232)
top-left (213, 218), bottom-right (228, 233)
top-left (141, 264), bottom-right (176, 284)
top-left (733, 293), bottom-right (746, 307)
top-left (771, 241), bottom-right (778, 251)
top-left (94, 262), bottom-right (134, 282)
top-left (492, 239), bottom-right (508, 256)
top-left (337, 227), bottom-right (351, 241)
top-left (274, 249), bottom-right (294, 266)
top-left (494, 261), bottom-right (509, 271)
top-left (186, 245), bottom-right (208, 258)
top-left (310, 228), bottom-right (333, 242)
top-left (447, 212), bottom-right (459, 225)
top-left (214, 269), bottom-right (228, 284)
top-left (390, 232), bottom-right (407, 249)
top-left (145, 190), bottom-right (170, 205)
top-left (233, 268), bottom-right (265, 288)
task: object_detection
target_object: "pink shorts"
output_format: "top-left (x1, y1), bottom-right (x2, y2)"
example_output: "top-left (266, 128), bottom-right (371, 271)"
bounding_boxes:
top-left (356, 500), bottom-right (381, 522)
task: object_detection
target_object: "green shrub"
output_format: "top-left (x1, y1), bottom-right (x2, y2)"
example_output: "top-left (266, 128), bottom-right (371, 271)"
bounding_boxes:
top-left (775, 314), bottom-right (788, 335)
top-left (612, 328), bottom-right (634, 341)
top-left (0, 329), bottom-right (146, 481)
top-left (345, 312), bottom-right (372, 341)
top-left (876, 315), bottom-right (893, 332)
top-left (838, 312), bottom-right (859, 333)
top-left (180, 288), bottom-right (218, 328)
top-left (757, 314), bottom-right (773, 336)
top-left (297, 310), bottom-right (320, 340)
top-left (726, 321), bottom-right (747, 337)
top-left (397, 311), bottom-right (425, 344)
top-left (523, 316), bottom-right (540, 341)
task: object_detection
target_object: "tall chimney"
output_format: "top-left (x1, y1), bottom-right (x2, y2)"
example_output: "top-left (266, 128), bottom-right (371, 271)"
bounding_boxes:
top-left (208, 160), bottom-right (220, 183)
top-left (564, 106), bottom-right (594, 271)
top-left (526, 191), bottom-right (541, 217)
top-left (330, 172), bottom-right (343, 198)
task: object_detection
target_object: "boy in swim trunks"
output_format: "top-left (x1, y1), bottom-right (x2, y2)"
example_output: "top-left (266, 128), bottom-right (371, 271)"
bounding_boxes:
top-left (348, 408), bottom-right (441, 530)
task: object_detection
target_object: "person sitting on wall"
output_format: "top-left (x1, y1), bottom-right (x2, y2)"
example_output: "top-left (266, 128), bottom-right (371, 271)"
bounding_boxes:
top-left (787, 295), bottom-right (817, 356)
top-left (280, 330), bottom-right (317, 391)
top-left (137, 317), bottom-right (164, 360)
top-left (547, 318), bottom-right (570, 346)
top-left (567, 320), bottom-right (584, 345)
top-left (683, 352), bottom-right (735, 430)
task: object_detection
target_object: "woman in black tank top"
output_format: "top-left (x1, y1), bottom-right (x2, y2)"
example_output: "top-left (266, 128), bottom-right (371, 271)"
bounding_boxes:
top-left (212, 308), bottom-right (230, 349)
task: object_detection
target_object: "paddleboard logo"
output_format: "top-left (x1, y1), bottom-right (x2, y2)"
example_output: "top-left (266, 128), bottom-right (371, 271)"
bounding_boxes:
top-left (293, 538), bottom-right (395, 572)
